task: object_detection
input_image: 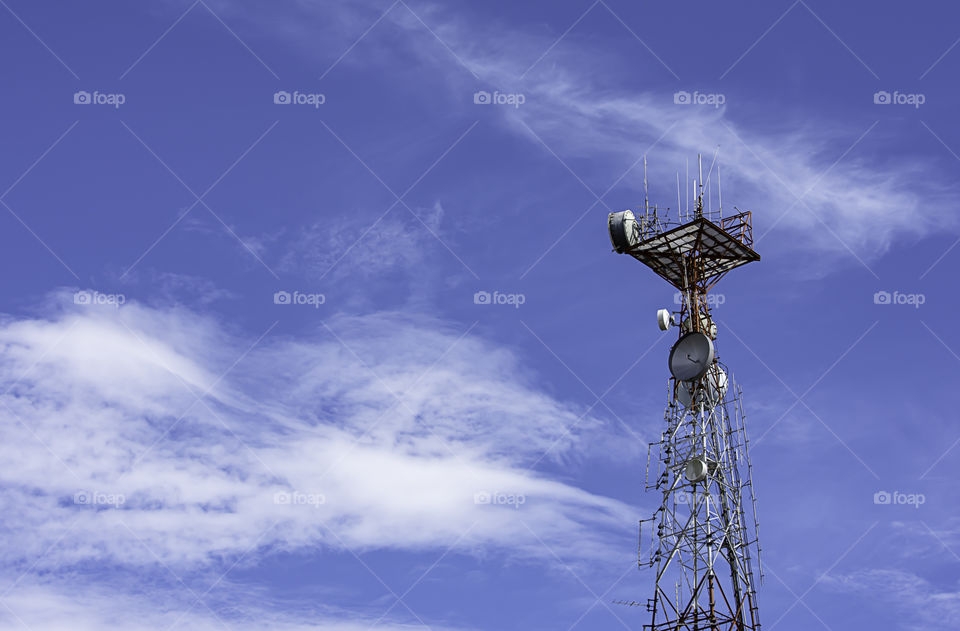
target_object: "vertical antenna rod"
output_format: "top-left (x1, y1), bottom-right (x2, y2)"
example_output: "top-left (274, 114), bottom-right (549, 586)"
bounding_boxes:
top-left (696, 153), bottom-right (704, 218)
top-left (708, 175), bottom-right (712, 215)
top-left (643, 155), bottom-right (649, 214)
top-left (707, 146), bottom-right (720, 218)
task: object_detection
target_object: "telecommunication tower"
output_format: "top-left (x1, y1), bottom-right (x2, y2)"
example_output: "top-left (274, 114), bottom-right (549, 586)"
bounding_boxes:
top-left (608, 154), bottom-right (763, 630)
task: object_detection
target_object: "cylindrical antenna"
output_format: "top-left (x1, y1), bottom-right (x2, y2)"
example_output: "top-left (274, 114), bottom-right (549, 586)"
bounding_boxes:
top-left (698, 153), bottom-right (703, 198)
top-left (697, 153), bottom-right (704, 218)
top-left (707, 145), bottom-right (720, 219)
top-left (692, 179), bottom-right (697, 216)
top-left (685, 157), bottom-right (689, 216)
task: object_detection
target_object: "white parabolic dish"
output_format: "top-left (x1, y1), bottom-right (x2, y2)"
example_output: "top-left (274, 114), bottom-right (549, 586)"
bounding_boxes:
top-left (657, 309), bottom-right (672, 331)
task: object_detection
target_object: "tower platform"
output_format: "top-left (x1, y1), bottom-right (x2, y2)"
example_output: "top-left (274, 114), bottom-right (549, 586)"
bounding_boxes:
top-left (620, 213), bottom-right (760, 291)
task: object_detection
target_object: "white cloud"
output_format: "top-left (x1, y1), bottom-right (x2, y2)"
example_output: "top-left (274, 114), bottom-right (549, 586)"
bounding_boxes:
top-left (0, 293), bottom-right (635, 577)
top-left (421, 15), bottom-right (950, 263)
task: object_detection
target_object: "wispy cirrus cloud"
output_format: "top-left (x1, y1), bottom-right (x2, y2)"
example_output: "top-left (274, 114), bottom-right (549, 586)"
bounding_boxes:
top-left (406, 5), bottom-right (951, 265)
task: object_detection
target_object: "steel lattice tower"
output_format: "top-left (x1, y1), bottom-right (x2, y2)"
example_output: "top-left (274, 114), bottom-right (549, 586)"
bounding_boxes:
top-left (608, 155), bottom-right (763, 631)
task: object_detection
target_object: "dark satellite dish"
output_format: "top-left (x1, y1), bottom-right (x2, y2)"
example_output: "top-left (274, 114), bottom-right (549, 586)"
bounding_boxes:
top-left (668, 332), bottom-right (714, 382)
top-left (676, 364), bottom-right (728, 408)
top-left (608, 210), bottom-right (640, 253)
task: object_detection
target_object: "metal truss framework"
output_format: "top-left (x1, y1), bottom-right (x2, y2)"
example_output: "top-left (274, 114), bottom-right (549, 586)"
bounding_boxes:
top-left (640, 372), bottom-right (763, 631)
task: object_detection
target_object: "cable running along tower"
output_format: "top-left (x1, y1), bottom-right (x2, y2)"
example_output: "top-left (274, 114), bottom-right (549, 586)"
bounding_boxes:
top-left (608, 154), bottom-right (763, 630)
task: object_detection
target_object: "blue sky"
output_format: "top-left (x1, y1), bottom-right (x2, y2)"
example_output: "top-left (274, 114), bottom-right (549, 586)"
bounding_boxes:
top-left (0, 0), bottom-right (959, 629)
